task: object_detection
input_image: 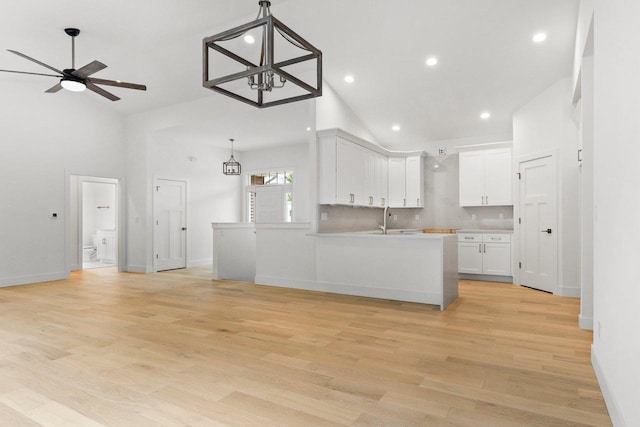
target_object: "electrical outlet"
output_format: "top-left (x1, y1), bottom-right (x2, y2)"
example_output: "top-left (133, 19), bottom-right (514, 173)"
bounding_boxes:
top-left (415, 214), bottom-right (420, 221)
top-left (393, 214), bottom-right (398, 221)
top-left (471, 214), bottom-right (476, 221)
top-left (499, 213), bottom-right (504, 220)
top-left (320, 212), bottom-right (328, 221)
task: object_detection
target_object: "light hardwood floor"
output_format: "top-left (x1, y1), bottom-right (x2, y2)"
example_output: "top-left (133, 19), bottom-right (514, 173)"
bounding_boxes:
top-left (0, 267), bottom-right (610, 426)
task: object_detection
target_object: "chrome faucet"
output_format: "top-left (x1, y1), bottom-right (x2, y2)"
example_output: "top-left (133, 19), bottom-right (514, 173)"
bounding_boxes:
top-left (379, 205), bottom-right (389, 234)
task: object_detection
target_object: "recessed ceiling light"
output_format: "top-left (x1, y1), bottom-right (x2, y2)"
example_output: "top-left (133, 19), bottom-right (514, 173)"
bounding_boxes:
top-left (480, 112), bottom-right (491, 120)
top-left (532, 32), bottom-right (547, 43)
top-left (392, 124), bottom-right (401, 131)
top-left (306, 127), bottom-right (311, 131)
top-left (244, 34), bottom-right (255, 44)
top-left (426, 57), bottom-right (438, 67)
top-left (344, 75), bottom-right (355, 83)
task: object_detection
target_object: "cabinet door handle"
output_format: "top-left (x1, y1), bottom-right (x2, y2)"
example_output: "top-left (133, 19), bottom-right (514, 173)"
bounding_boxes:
top-left (403, 198), bottom-right (406, 207)
top-left (479, 244), bottom-right (482, 253)
top-left (381, 197), bottom-right (385, 206)
top-left (484, 243), bottom-right (486, 253)
top-left (486, 196), bottom-right (489, 205)
top-left (350, 194), bottom-right (354, 203)
top-left (417, 198), bottom-right (420, 206)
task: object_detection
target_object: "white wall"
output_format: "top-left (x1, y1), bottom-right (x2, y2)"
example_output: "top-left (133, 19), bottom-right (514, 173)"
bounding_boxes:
top-left (0, 79), bottom-right (125, 287)
top-left (592, 1), bottom-right (640, 425)
top-left (241, 143), bottom-right (311, 222)
top-left (316, 83), bottom-right (377, 143)
top-left (513, 78), bottom-right (580, 297)
top-left (573, 0), bottom-right (594, 99)
top-left (150, 134), bottom-right (243, 267)
top-left (124, 97), bottom-right (250, 272)
top-left (578, 56), bottom-right (594, 330)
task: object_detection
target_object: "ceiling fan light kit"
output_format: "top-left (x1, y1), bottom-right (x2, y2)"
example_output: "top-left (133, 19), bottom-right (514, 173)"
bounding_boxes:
top-left (1, 27), bottom-right (146, 101)
top-left (60, 76), bottom-right (86, 92)
top-left (202, 0), bottom-right (322, 108)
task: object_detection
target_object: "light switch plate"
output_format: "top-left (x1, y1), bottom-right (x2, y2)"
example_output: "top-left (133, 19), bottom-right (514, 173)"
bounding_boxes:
top-left (320, 212), bottom-right (328, 221)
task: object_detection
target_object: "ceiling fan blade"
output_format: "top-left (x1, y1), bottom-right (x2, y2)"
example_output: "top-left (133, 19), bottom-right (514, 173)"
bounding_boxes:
top-left (73, 60), bottom-right (107, 78)
top-left (88, 77), bottom-right (147, 91)
top-left (45, 82), bottom-right (63, 93)
top-left (0, 68), bottom-right (61, 78)
top-left (86, 81), bottom-right (120, 101)
top-left (7, 49), bottom-right (64, 74)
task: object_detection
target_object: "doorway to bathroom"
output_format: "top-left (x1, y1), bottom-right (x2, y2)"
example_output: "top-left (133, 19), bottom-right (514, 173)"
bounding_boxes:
top-left (69, 176), bottom-right (119, 271)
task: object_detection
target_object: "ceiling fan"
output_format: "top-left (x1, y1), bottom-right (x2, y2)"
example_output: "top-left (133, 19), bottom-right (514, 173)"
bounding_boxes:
top-left (0, 28), bottom-right (146, 101)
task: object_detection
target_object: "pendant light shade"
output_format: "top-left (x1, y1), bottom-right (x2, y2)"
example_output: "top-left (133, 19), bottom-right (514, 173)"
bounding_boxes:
top-left (223, 139), bottom-right (241, 175)
top-left (203, 0), bottom-right (322, 108)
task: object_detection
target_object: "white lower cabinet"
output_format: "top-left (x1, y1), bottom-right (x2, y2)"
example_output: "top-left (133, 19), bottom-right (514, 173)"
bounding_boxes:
top-left (458, 233), bottom-right (511, 276)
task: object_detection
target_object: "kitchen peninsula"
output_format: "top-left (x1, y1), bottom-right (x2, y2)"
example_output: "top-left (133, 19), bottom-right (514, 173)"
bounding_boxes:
top-left (212, 223), bottom-right (459, 310)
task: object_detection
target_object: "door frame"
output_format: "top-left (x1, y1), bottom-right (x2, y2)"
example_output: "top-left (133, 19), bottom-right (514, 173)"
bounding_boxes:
top-left (65, 172), bottom-right (125, 275)
top-left (513, 149), bottom-right (560, 293)
top-left (152, 176), bottom-right (189, 272)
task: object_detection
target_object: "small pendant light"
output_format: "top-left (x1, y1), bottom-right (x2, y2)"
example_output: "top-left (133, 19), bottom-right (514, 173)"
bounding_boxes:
top-left (223, 138), bottom-right (241, 175)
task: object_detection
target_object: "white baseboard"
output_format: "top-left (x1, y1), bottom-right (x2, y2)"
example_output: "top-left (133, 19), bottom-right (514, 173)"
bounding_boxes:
top-left (592, 347), bottom-right (625, 427)
top-left (0, 271), bottom-right (67, 288)
top-left (579, 314), bottom-right (593, 330)
top-left (254, 275), bottom-right (441, 306)
top-left (459, 273), bottom-right (513, 283)
top-left (126, 264), bottom-right (150, 273)
top-left (560, 286), bottom-right (581, 298)
top-left (187, 258), bottom-right (212, 268)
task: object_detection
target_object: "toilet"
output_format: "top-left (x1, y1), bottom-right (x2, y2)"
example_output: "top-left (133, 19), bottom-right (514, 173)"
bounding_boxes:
top-left (82, 234), bottom-right (98, 262)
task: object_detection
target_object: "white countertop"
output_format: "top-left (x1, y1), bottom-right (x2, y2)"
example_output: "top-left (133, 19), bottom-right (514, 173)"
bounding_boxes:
top-left (313, 229), bottom-right (454, 239)
top-left (457, 229), bottom-right (514, 234)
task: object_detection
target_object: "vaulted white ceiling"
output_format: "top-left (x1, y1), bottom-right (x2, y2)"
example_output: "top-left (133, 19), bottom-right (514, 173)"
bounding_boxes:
top-left (0, 0), bottom-right (578, 150)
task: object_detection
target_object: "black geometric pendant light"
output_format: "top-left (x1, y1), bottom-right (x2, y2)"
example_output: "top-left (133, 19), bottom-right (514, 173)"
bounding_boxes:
top-left (203, 1), bottom-right (322, 108)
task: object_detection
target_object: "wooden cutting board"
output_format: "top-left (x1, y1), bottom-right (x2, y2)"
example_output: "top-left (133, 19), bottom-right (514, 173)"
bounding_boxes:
top-left (423, 228), bottom-right (457, 234)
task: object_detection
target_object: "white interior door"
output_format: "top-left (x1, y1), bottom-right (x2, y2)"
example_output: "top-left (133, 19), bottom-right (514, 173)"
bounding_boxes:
top-left (519, 156), bottom-right (557, 293)
top-left (154, 178), bottom-right (187, 271)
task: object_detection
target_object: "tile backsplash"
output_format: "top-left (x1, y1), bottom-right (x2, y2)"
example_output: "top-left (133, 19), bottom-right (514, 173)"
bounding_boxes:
top-left (318, 153), bottom-right (514, 233)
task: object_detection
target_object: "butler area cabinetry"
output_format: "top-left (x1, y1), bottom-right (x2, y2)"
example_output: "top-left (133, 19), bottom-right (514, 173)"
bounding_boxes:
top-left (459, 147), bottom-right (512, 207)
top-left (458, 232), bottom-right (511, 277)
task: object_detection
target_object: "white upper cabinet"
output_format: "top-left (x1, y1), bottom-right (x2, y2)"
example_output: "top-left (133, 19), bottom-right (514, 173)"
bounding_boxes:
top-left (459, 147), bottom-right (512, 206)
top-left (388, 157), bottom-right (406, 207)
top-left (388, 155), bottom-right (424, 208)
top-left (318, 129), bottom-right (423, 208)
top-left (374, 152), bottom-right (388, 207)
top-left (405, 155), bottom-right (424, 208)
top-left (336, 138), bottom-right (366, 205)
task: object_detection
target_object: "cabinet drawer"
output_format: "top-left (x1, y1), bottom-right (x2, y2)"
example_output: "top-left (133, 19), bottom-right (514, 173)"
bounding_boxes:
top-left (458, 234), bottom-right (481, 243)
top-left (483, 234), bottom-right (511, 243)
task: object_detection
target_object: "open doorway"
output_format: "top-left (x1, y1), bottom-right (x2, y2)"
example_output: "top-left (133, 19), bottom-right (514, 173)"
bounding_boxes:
top-left (69, 176), bottom-right (119, 271)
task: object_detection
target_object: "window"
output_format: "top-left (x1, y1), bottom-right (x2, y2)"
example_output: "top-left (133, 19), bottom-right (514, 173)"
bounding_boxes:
top-left (246, 171), bottom-right (293, 223)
